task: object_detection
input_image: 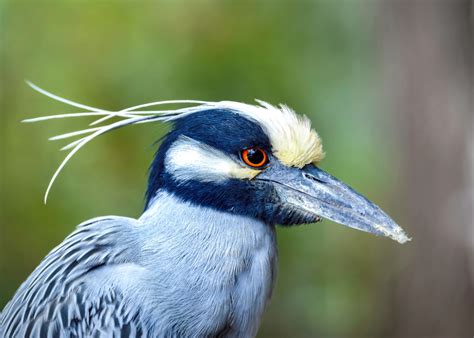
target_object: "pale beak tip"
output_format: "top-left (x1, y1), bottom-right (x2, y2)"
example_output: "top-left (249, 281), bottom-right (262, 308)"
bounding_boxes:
top-left (374, 223), bottom-right (411, 244)
top-left (392, 232), bottom-right (411, 244)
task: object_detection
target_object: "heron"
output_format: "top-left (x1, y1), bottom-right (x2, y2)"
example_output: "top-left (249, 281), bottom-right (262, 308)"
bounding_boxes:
top-left (0, 83), bottom-right (410, 337)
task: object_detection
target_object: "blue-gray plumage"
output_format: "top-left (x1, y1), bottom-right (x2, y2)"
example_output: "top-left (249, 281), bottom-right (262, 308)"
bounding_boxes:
top-left (0, 86), bottom-right (410, 337)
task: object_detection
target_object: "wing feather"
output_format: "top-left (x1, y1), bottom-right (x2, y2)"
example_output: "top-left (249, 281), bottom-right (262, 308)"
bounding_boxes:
top-left (0, 216), bottom-right (145, 337)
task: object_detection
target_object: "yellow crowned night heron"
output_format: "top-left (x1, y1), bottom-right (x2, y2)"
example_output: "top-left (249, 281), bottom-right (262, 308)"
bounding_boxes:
top-left (0, 83), bottom-right (409, 337)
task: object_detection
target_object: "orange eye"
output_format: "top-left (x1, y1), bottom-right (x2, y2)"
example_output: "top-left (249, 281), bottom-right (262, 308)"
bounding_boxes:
top-left (241, 147), bottom-right (268, 168)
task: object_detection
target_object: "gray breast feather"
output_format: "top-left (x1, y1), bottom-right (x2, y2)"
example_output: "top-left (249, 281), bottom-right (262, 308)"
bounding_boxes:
top-left (0, 216), bottom-right (144, 337)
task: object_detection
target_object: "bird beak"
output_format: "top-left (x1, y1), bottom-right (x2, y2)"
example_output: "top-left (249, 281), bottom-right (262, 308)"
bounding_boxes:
top-left (257, 162), bottom-right (410, 244)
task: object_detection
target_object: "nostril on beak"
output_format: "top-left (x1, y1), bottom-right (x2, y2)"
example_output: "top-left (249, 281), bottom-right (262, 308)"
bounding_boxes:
top-left (303, 172), bottom-right (326, 184)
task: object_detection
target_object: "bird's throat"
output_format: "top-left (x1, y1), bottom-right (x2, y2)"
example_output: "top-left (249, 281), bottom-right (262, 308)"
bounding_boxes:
top-left (138, 191), bottom-right (278, 336)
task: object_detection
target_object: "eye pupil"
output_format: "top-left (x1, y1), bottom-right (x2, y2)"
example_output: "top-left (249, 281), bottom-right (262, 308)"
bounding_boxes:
top-left (247, 148), bottom-right (264, 164)
top-left (241, 147), bottom-right (268, 167)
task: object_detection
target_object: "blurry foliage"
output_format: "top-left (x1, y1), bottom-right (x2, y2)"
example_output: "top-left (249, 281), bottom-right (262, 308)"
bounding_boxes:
top-left (0, 1), bottom-right (400, 337)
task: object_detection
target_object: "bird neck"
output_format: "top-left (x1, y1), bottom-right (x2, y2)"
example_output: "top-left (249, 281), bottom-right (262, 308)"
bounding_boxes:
top-left (136, 191), bottom-right (277, 336)
top-left (140, 190), bottom-right (274, 244)
top-left (138, 190), bottom-right (277, 273)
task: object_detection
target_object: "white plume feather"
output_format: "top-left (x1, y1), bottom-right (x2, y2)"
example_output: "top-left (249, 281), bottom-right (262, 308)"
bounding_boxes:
top-left (24, 82), bottom-right (323, 203)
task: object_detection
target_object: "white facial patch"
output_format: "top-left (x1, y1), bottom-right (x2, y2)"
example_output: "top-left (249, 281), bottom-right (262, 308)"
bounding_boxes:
top-left (165, 136), bottom-right (260, 183)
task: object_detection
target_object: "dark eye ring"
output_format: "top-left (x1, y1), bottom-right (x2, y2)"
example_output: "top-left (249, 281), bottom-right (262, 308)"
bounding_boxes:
top-left (241, 147), bottom-right (268, 168)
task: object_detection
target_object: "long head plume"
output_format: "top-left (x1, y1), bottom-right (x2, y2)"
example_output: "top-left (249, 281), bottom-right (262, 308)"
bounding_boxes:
top-left (25, 82), bottom-right (313, 203)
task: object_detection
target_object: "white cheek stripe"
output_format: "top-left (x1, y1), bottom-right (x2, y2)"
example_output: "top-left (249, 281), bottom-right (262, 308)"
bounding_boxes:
top-left (165, 136), bottom-right (260, 183)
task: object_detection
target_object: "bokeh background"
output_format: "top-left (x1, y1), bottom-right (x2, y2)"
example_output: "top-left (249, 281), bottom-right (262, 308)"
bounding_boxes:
top-left (1, 1), bottom-right (472, 337)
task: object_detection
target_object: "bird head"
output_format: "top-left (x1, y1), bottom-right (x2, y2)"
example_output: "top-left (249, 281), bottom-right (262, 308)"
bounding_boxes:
top-left (25, 83), bottom-right (409, 244)
top-left (144, 101), bottom-right (409, 243)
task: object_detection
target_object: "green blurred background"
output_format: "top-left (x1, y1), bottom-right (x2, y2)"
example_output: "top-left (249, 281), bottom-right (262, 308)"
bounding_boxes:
top-left (1, 1), bottom-right (472, 337)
